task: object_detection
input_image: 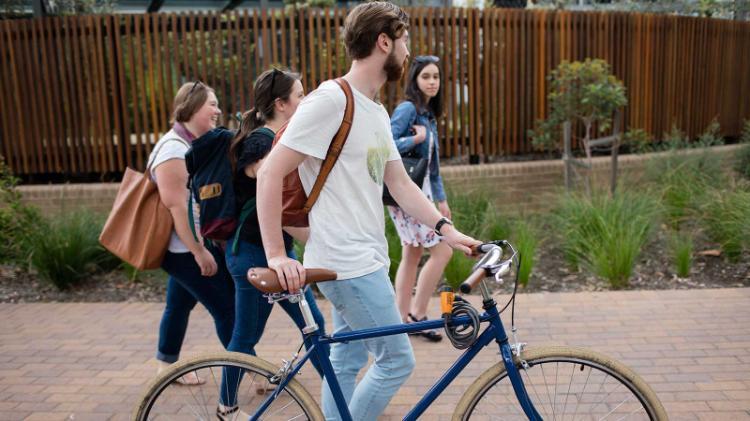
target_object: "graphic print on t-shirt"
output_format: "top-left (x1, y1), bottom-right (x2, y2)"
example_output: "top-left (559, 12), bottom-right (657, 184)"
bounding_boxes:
top-left (366, 130), bottom-right (392, 185)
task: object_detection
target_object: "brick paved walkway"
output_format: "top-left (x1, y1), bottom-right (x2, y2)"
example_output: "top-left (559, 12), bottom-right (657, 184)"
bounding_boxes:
top-left (1, 288), bottom-right (749, 420)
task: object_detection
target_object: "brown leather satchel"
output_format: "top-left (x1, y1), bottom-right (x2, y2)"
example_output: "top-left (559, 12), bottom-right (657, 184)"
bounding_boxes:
top-left (99, 139), bottom-right (184, 270)
top-left (273, 78), bottom-right (355, 227)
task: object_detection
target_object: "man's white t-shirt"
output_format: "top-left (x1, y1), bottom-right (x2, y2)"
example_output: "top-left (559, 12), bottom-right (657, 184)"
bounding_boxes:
top-left (280, 80), bottom-right (401, 280)
top-left (147, 129), bottom-right (197, 253)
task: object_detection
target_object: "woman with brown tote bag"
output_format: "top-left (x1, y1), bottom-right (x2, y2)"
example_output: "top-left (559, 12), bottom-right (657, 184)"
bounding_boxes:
top-left (149, 81), bottom-right (235, 384)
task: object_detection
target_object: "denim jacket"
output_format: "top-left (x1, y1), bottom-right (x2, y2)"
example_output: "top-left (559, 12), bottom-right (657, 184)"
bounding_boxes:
top-left (390, 101), bottom-right (447, 202)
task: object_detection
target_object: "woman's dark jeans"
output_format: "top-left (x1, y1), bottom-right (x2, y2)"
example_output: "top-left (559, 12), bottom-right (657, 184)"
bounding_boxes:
top-left (219, 238), bottom-right (329, 406)
top-left (156, 245), bottom-right (235, 363)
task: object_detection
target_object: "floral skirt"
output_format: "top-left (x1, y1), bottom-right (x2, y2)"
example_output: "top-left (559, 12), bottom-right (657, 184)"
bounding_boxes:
top-left (387, 178), bottom-right (442, 248)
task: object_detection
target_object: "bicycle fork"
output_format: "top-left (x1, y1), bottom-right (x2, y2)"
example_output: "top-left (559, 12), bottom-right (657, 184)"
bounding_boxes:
top-left (486, 303), bottom-right (543, 421)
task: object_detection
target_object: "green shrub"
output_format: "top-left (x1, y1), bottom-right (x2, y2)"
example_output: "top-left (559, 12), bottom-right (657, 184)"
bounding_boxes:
top-left (512, 220), bottom-right (538, 287)
top-left (623, 128), bottom-right (654, 154)
top-left (443, 253), bottom-right (476, 290)
top-left (741, 119), bottom-right (750, 144)
top-left (28, 210), bottom-right (113, 290)
top-left (701, 189), bottom-right (750, 262)
top-left (669, 231), bottom-right (693, 278)
top-left (0, 156), bottom-right (41, 264)
top-left (441, 188), bottom-right (505, 289)
top-left (696, 118), bottom-right (724, 147)
top-left (735, 143), bottom-right (750, 181)
top-left (644, 143), bottom-right (725, 229)
top-left (384, 213), bottom-right (402, 281)
top-left (553, 191), bottom-right (659, 288)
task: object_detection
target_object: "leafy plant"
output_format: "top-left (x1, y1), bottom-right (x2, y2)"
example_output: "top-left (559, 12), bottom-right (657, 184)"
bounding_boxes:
top-left (669, 231), bottom-right (693, 278)
top-left (529, 59), bottom-right (627, 154)
top-left (701, 189), bottom-right (750, 262)
top-left (0, 156), bottom-right (41, 265)
top-left (623, 128), bottom-right (653, 154)
top-left (696, 118), bottom-right (724, 147)
top-left (553, 191), bottom-right (659, 288)
top-left (28, 210), bottom-right (113, 290)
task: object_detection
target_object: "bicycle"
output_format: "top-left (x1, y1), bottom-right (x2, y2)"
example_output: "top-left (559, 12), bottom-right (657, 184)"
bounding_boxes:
top-left (133, 240), bottom-right (668, 420)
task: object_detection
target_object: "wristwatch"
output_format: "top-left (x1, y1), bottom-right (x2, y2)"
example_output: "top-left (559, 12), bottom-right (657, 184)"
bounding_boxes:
top-left (434, 217), bottom-right (453, 236)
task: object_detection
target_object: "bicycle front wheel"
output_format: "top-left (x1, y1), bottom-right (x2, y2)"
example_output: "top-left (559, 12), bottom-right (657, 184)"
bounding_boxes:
top-left (454, 346), bottom-right (667, 421)
top-left (133, 352), bottom-right (324, 421)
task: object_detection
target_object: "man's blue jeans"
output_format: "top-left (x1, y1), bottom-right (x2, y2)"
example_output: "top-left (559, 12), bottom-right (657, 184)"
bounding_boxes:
top-left (318, 267), bottom-right (416, 420)
top-left (219, 238), bottom-right (329, 407)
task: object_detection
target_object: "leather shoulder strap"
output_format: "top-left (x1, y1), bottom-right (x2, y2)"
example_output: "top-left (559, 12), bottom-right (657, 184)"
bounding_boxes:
top-left (302, 78), bottom-right (354, 212)
top-left (146, 136), bottom-right (190, 174)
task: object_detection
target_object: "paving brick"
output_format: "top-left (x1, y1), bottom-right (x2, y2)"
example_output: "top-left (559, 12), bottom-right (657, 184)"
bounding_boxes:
top-left (1, 288), bottom-right (749, 419)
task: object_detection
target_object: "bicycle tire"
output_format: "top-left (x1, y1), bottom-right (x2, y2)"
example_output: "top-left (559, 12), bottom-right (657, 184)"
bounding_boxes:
top-left (453, 346), bottom-right (668, 421)
top-left (132, 351), bottom-right (324, 421)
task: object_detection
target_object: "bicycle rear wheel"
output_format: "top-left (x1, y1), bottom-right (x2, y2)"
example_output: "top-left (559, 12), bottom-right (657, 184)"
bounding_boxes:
top-left (453, 346), bottom-right (667, 421)
top-left (133, 352), bottom-right (324, 421)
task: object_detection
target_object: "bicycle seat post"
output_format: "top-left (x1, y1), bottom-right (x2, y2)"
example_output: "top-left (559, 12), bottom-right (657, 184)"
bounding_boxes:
top-left (298, 292), bottom-right (319, 334)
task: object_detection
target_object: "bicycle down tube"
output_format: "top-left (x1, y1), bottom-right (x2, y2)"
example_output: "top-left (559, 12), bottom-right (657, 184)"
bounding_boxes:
top-left (249, 305), bottom-right (543, 421)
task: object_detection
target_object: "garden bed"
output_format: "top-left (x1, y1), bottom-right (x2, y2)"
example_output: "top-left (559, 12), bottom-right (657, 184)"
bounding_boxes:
top-left (2, 140), bottom-right (748, 304)
top-left (2, 232), bottom-right (747, 304)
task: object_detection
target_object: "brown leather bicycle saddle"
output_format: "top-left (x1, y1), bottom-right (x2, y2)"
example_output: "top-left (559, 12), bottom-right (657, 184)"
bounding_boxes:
top-left (247, 268), bottom-right (337, 293)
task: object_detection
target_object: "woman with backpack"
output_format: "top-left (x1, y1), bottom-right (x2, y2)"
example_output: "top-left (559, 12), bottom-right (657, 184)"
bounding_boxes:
top-left (388, 56), bottom-right (452, 342)
top-left (217, 68), bottom-right (328, 420)
top-left (151, 81), bottom-right (235, 384)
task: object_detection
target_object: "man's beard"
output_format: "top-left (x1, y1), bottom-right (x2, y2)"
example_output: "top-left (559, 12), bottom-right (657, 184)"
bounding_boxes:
top-left (384, 50), bottom-right (405, 82)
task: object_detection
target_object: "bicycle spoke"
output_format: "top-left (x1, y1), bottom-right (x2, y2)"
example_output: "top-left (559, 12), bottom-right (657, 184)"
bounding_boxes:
top-left (463, 354), bottom-right (658, 421)
top-left (599, 394), bottom-right (633, 421)
top-left (561, 361), bottom-right (576, 421)
top-left (138, 359), bottom-right (317, 421)
top-left (539, 362), bottom-right (557, 421)
top-left (612, 404), bottom-right (643, 421)
top-left (264, 394), bottom-right (298, 419)
top-left (571, 364), bottom-right (594, 420)
top-left (522, 365), bottom-right (551, 419)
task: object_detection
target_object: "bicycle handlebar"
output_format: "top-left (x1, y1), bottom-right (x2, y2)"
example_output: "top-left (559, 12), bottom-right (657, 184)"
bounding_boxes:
top-left (460, 241), bottom-right (515, 294)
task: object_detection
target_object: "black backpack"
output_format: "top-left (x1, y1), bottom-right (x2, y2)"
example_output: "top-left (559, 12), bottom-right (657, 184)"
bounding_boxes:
top-left (185, 127), bottom-right (255, 254)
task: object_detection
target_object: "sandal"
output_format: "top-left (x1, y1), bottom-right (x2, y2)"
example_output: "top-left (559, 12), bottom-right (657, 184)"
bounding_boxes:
top-left (408, 313), bottom-right (443, 342)
top-left (175, 371), bottom-right (206, 386)
top-left (255, 381), bottom-right (277, 395)
top-left (216, 404), bottom-right (249, 421)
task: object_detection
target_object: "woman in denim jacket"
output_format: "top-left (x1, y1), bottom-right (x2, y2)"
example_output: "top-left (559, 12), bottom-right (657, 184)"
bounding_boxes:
top-left (388, 56), bottom-right (452, 342)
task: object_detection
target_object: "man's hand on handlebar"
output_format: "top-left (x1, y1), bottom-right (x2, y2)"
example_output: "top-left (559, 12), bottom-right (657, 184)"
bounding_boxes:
top-left (440, 224), bottom-right (482, 256)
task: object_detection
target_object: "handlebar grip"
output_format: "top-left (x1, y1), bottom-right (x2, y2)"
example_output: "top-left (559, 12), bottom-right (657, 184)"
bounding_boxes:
top-left (459, 267), bottom-right (488, 294)
top-left (471, 241), bottom-right (506, 256)
top-left (247, 268), bottom-right (337, 293)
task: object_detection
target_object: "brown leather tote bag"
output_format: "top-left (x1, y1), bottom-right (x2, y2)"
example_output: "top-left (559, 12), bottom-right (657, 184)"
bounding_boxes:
top-left (99, 139), bottom-right (184, 270)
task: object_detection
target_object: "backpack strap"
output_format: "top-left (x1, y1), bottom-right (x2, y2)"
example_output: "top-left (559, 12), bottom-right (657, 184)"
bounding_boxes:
top-left (302, 78), bottom-right (355, 213)
top-left (230, 197), bottom-right (257, 255)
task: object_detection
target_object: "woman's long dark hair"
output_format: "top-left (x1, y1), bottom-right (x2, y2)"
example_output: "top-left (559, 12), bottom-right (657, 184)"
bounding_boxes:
top-left (404, 57), bottom-right (443, 117)
top-left (229, 68), bottom-right (300, 172)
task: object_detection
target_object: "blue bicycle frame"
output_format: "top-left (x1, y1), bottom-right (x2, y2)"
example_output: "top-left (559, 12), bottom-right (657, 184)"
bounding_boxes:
top-left (249, 297), bottom-right (543, 421)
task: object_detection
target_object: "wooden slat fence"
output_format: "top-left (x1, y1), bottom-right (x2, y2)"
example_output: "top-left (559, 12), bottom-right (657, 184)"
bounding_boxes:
top-left (0, 8), bottom-right (749, 177)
